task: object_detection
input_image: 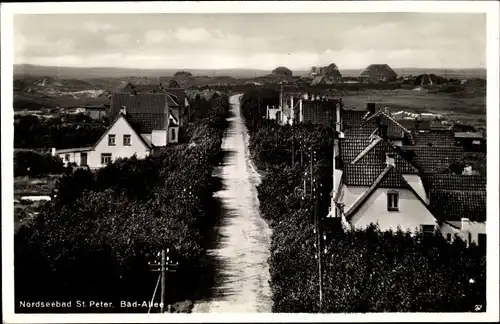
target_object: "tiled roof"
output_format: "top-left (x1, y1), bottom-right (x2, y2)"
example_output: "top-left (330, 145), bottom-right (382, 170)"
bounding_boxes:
top-left (343, 125), bottom-right (376, 138)
top-left (110, 93), bottom-right (168, 133)
top-left (413, 130), bottom-right (456, 146)
top-left (399, 119), bottom-right (432, 131)
top-left (363, 110), bottom-right (411, 138)
top-left (351, 138), bottom-right (419, 174)
top-left (341, 109), bottom-right (368, 128)
top-left (163, 88), bottom-right (188, 107)
top-left (422, 174), bottom-right (486, 191)
top-left (343, 164), bottom-right (408, 188)
top-left (429, 189), bottom-right (486, 222)
top-left (340, 137), bottom-right (372, 163)
top-left (400, 145), bottom-right (464, 173)
top-left (122, 83), bottom-right (163, 93)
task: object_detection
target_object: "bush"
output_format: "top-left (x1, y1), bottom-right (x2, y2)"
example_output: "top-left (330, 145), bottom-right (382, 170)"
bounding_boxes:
top-left (14, 149), bottom-right (65, 177)
top-left (242, 88), bottom-right (486, 313)
top-left (14, 97), bottom-right (230, 313)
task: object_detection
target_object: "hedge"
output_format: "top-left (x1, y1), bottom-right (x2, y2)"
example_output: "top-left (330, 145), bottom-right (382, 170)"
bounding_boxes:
top-left (14, 96), bottom-right (230, 313)
top-left (242, 88), bottom-right (486, 313)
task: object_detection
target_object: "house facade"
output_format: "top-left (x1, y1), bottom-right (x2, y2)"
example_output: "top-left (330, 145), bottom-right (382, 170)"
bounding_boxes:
top-left (53, 111), bottom-right (153, 169)
top-left (330, 104), bottom-right (486, 243)
top-left (53, 91), bottom-right (181, 169)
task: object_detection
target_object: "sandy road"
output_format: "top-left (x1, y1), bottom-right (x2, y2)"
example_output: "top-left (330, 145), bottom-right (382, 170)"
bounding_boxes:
top-left (192, 94), bottom-right (273, 313)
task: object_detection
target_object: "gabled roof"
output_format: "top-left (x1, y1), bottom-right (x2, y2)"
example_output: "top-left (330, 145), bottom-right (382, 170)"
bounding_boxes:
top-left (93, 113), bottom-right (153, 150)
top-left (429, 189), bottom-right (486, 222)
top-left (422, 174), bottom-right (486, 191)
top-left (400, 145), bottom-right (464, 174)
top-left (362, 110), bottom-right (412, 138)
top-left (349, 136), bottom-right (420, 174)
top-left (340, 137), bottom-right (372, 163)
top-left (109, 93), bottom-right (170, 133)
top-left (121, 83), bottom-right (163, 93)
top-left (343, 164), bottom-right (408, 188)
top-left (413, 130), bottom-right (456, 146)
top-left (341, 109), bottom-right (367, 128)
top-left (342, 164), bottom-right (435, 221)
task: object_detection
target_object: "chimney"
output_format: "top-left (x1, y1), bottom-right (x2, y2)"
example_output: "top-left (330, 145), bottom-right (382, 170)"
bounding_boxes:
top-left (335, 101), bottom-right (341, 133)
top-left (120, 105), bottom-right (127, 115)
top-left (461, 218), bottom-right (469, 230)
top-left (367, 102), bottom-right (376, 115)
top-left (386, 153), bottom-right (395, 167)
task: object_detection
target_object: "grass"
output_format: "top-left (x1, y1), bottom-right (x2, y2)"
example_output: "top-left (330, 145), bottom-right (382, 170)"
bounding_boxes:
top-left (14, 175), bottom-right (60, 233)
top-left (14, 175), bottom-right (60, 197)
top-left (341, 89), bottom-right (486, 128)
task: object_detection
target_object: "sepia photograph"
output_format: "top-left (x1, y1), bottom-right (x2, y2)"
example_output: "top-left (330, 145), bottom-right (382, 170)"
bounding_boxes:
top-left (2, 1), bottom-right (499, 323)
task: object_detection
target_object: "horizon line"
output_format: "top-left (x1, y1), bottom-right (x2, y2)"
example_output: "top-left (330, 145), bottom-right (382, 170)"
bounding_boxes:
top-left (14, 63), bottom-right (487, 72)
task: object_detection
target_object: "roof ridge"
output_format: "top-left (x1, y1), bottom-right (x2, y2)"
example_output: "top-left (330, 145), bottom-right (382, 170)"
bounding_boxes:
top-left (351, 136), bottom-right (383, 164)
top-left (344, 165), bottom-right (393, 220)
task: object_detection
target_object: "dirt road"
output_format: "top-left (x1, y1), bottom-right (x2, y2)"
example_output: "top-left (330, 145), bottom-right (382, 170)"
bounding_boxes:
top-left (192, 94), bottom-right (273, 313)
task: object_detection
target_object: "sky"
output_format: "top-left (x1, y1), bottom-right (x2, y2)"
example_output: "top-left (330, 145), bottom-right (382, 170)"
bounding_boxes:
top-left (13, 13), bottom-right (486, 70)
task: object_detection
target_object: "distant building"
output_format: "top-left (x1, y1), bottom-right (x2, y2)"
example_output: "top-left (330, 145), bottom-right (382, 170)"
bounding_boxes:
top-left (360, 64), bottom-right (398, 83)
top-left (272, 66), bottom-right (293, 78)
top-left (84, 105), bottom-right (108, 120)
top-left (309, 63), bottom-right (342, 81)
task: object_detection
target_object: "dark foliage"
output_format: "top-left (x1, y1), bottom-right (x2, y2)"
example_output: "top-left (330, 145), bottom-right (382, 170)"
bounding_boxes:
top-left (14, 96), bottom-right (230, 313)
top-left (242, 88), bottom-right (487, 313)
top-left (14, 114), bottom-right (108, 149)
top-left (14, 149), bottom-right (65, 177)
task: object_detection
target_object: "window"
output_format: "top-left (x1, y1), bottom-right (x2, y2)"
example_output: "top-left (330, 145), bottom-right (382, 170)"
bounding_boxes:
top-left (65, 154), bottom-right (70, 162)
top-left (123, 134), bottom-right (131, 146)
top-left (101, 153), bottom-right (112, 165)
top-left (446, 233), bottom-right (452, 241)
top-left (468, 232), bottom-right (472, 245)
top-left (171, 128), bottom-right (176, 141)
top-left (421, 225), bottom-right (435, 235)
top-left (108, 134), bottom-right (116, 146)
top-left (472, 140), bottom-right (481, 145)
top-left (387, 192), bottom-right (399, 211)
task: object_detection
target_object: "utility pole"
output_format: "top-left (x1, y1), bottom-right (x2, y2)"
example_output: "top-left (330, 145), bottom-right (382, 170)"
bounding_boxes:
top-left (149, 248), bottom-right (178, 313)
top-left (161, 250), bottom-right (166, 313)
top-left (313, 169), bottom-right (323, 312)
top-left (310, 147), bottom-right (314, 193)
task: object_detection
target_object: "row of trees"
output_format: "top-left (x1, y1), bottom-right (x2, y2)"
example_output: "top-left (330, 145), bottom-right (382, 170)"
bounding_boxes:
top-left (241, 88), bottom-right (486, 313)
top-left (15, 95), bottom-right (231, 313)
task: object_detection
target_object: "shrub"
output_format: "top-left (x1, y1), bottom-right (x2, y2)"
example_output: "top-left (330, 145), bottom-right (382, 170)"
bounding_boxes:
top-left (14, 149), bottom-right (64, 177)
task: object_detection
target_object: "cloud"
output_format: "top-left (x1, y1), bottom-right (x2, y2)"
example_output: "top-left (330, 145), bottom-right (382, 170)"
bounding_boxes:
top-left (173, 27), bottom-right (212, 43)
top-left (104, 33), bottom-right (132, 47)
top-left (14, 35), bottom-right (76, 57)
top-left (83, 21), bottom-right (116, 33)
top-left (144, 30), bottom-right (172, 44)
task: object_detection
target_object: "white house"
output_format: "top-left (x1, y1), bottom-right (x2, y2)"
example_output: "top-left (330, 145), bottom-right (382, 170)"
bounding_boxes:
top-left (54, 111), bottom-right (152, 169)
top-left (330, 155), bottom-right (438, 234)
top-left (53, 92), bottom-right (181, 169)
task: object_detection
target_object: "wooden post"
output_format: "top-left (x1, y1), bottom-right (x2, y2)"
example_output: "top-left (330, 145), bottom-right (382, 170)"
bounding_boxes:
top-left (161, 249), bottom-right (166, 313)
top-left (314, 177), bottom-right (323, 312)
top-left (310, 147), bottom-right (314, 193)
